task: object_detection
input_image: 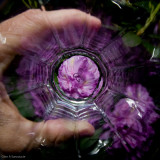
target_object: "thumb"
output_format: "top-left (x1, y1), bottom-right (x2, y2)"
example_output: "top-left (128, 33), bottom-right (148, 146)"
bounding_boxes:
top-left (0, 110), bottom-right (95, 153)
top-left (27, 119), bottom-right (95, 149)
top-left (0, 82), bottom-right (95, 153)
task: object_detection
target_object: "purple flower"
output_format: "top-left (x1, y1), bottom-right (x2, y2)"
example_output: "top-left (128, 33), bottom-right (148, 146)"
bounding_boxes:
top-left (58, 55), bottom-right (100, 99)
top-left (102, 84), bottom-right (159, 156)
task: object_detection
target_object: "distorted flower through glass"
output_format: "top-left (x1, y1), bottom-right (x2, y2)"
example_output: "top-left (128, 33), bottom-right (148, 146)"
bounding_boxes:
top-left (57, 55), bottom-right (101, 99)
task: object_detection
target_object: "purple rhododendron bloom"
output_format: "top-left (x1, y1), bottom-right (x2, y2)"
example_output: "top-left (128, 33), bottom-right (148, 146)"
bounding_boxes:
top-left (101, 84), bottom-right (159, 158)
top-left (58, 55), bottom-right (100, 99)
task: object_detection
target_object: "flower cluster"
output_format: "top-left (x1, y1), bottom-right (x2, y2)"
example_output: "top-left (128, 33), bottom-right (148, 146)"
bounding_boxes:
top-left (58, 55), bottom-right (100, 99)
top-left (102, 84), bottom-right (159, 158)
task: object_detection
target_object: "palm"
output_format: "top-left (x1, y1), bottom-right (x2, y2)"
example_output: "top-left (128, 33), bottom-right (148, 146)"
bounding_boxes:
top-left (0, 9), bottom-right (100, 153)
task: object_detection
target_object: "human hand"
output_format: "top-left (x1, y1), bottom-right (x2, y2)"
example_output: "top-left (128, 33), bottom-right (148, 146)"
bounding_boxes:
top-left (0, 9), bottom-right (101, 153)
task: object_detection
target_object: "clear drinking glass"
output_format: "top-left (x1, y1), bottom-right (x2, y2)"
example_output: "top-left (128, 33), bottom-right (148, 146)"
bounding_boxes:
top-left (2, 0), bottom-right (160, 160)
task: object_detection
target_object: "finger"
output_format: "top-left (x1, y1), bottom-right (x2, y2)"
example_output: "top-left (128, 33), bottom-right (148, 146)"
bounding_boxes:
top-left (0, 9), bottom-right (101, 76)
top-left (0, 9), bottom-right (101, 55)
top-left (0, 111), bottom-right (94, 153)
top-left (27, 119), bottom-right (95, 149)
top-left (45, 9), bottom-right (101, 28)
top-left (0, 83), bottom-right (95, 153)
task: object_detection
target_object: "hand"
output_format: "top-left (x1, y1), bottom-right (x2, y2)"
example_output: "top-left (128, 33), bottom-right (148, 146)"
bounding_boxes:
top-left (0, 9), bottom-right (101, 153)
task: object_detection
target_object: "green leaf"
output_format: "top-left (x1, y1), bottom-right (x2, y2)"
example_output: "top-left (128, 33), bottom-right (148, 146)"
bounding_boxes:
top-left (1, 1), bottom-right (14, 15)
top-left (22, 0), bottom-right (39, 8)
top-left (28, 0), bottom-right (32, 6)
top-left (122, 32), bottom-right (142, 47)
top-left (13, 94), bottom-right (35, 118)
top-left (148, 34), bottom-right (160, 40)
top-left (142, 40), bottom-right (154, 54)
top-left (79, 128), bottom-right (102, 150)
top-left (133, 1), bottom-right (157, 12)
top-left (137, 2), bottom-right (160, 35)
top-left (22, 0), bottom-right (31, 8)
top-left (34, 0), bottom-right (38, 8)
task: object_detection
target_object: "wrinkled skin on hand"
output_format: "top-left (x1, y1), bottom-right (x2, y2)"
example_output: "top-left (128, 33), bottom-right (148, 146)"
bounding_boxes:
top-left (0, 9), bottom-right (101, 153)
